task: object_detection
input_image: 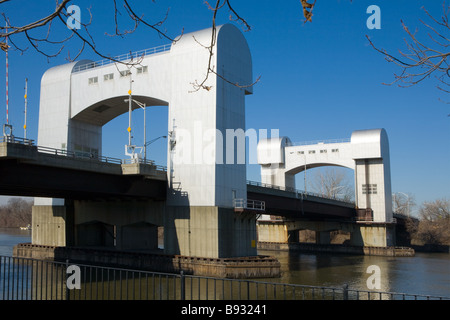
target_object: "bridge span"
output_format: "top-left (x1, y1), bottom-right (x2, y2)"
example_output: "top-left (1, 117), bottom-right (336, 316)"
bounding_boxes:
top-left (1, 137), bottom-right (404, 253)
top-left (1, 24), bottom-right (413, 278)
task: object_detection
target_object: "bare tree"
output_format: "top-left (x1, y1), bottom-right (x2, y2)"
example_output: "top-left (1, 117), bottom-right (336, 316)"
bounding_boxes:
top-left (420, 198), bottom-right (449, 221)
top-left (414, 198), bottom-right (450, 245)
top-left (0, 1), bottom-right (180, 63)
top-left (0, 198), bottom-right (32, 227)
top-left (308, 167), bottom-right (354, 201)
top-left (0, 0), bottom-right (260, 91)
top-left (367, 2), bottom-right (450, 104)
top-left (392, 192), bottom-right (416, 217)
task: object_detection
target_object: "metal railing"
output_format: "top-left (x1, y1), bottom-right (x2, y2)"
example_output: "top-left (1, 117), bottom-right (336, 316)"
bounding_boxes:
top-left (354, 216), bottom-right (397, 224)
top-left (1, 134), bottom-right (167, 171)
top-left (1, 256), bottom-right (448, 301)
top-left (290, 138), bottom-right (351, 147)
top-left (0, 135), bottom-right (34, 145)
top-left (37, 145), bottom-right (123, 165)
top-left (246, 180), bottom-right (354, 204)
top-left (72, 44), bottom-right (172, 73)
top-left (234, 199), bottom-right (266, 211)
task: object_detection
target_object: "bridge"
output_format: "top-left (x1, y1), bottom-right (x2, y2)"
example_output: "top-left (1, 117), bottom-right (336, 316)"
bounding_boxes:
top-left (1, 24), bottom-right (409, 277)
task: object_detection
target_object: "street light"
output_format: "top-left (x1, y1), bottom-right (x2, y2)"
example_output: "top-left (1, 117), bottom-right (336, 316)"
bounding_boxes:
top-left (145, 135), bottom-right (167, 147)
top-left (124, 98), bottom-right (147, 161)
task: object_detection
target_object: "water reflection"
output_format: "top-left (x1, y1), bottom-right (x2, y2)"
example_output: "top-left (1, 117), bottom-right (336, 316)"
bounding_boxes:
top-left (259, 249), bottom-right (450, 297)
top-left (0, 228), bottom-right (448, 298)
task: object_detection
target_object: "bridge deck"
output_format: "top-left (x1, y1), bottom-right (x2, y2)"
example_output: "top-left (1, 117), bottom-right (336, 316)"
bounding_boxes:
top-left (1, 140), bottom-right (356, 220)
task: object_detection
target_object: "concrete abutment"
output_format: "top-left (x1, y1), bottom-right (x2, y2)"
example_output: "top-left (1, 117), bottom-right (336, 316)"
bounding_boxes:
top-left (28, 200), bottom-right (278, 278)
top-left (256, 219), bottom-right (410, 256)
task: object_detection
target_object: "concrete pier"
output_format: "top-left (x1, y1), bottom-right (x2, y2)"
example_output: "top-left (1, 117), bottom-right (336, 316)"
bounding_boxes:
top-left (258, 242), bottom-right (415, 257)
top-left (13, 243), bottom-right (281, 279)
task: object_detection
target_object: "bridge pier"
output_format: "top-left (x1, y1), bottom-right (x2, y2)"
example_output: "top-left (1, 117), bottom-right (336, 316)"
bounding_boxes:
top-left (31, 203), bottom-right (74, 247)
top-left (350, 223), bottom-right (396, 247)
top-left (164, 206), bottom-right (257, 258)
top-left (257, 219), bottom-right (398, 253)
top-left (32, 199), bottom-right (165, 252)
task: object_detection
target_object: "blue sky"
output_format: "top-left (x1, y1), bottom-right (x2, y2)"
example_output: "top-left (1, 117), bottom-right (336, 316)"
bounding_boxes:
top-left (0, 0), bottom-right (449, 211)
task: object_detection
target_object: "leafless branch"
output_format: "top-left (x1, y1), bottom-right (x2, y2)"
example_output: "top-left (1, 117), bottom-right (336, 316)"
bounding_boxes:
top-left (367, 3), bottom-right (450, 101)
top-left (190, 0), bottom-right (260, 92)
top-left (0, 0), bottom-right (179, 67)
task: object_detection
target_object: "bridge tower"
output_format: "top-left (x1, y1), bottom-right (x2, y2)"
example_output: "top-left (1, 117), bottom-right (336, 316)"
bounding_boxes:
top-left (257, 129), bottom-right (395, 247)
top-left (33, 24), bottom-right (257, 259)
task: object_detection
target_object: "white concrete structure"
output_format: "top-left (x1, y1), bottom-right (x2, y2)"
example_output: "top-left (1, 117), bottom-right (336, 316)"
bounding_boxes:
top-left (257, 129), bottom-right (393, 223)
top-left (34, 24), bottom-right (257, 258)
top-left (36, 24), bottom-right (252, 208)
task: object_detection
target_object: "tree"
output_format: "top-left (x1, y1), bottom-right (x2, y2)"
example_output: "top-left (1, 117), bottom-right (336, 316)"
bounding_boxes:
top-left (415, 198), bottom-right (450, 245)
top-left (308, 167), bottom-right (354, 202)
top-left (392, 192), bottom-right (416, 217)
top-left (0, 198), bottom-right (32, 227)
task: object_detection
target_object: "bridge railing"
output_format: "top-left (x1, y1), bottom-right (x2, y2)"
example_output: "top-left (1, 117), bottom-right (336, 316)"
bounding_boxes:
top-left (354, 217), bottom-right (397, 224)
top-left (72, 44), bottom-right (172, 73)
top-left (234, 198), bottom-right (266, 211)
top-left (1, 135), bottom-right (168, 170)
top-left (1, 255), bottom-right (448, 301)
top-left (246, 180), bottom-right (354, 205)
top-left (0, 135), bottom-right (34, 145)
top-left (37, 145), bottom-right (123, 164)
top-left (290, 138), bottom-right (351, 147)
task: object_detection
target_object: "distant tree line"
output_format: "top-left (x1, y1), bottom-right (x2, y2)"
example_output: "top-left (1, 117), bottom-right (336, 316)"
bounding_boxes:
top-left (311, 168), bottom-right (450, 246)
top-left (405, 198), bottom-right (450, 246)
top-left (0, 198), bottom-right (32, 228)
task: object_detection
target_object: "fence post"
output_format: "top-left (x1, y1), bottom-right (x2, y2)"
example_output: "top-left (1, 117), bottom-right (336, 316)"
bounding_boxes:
top-left (342, 284), bottom-right (349, 300)
top-left (65, 259), bottom-right (70, 301)
top-left (180, 271), bottom-right (185, 300)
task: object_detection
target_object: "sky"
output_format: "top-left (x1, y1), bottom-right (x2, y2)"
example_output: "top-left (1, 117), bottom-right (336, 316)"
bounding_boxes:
top-left (0, 0), bottom-right (449, 213)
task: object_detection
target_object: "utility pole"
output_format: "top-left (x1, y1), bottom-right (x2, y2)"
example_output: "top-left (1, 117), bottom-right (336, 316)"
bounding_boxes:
top-left (127, 72), bottom-right (133, 147)
top-left (24, 78), bottom-right (28, 139)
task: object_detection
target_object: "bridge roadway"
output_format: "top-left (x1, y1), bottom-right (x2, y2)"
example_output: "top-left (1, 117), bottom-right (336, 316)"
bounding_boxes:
top-left (0, 139), bottom-right (355, 219)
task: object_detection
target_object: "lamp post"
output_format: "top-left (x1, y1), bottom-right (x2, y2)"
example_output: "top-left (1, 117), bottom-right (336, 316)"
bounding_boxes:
top-left (145, 135), bottom-right (167, 162)
top-left (124, 98), bottom-right (146, 160)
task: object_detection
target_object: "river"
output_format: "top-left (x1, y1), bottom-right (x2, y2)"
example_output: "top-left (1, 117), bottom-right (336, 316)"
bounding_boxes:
top-left (1, 227), bottom-right (449, 298)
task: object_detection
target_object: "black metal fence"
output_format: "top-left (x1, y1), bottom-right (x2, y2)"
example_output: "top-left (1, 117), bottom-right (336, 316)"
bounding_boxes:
top-left (1, 256), bottom-right (448, 300)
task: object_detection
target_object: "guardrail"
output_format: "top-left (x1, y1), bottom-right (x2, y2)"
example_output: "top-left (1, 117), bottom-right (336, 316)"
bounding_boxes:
top-left (354, 217), bottom-right (397, 224)
top-left (246, 180), bottom-right (354, 204)
top-left (0, 135), bottom-right (34, 145)
top-left (234, 199), bottom-right (266, 211)
top-left (290, 138), bottom-right (351, 147)
top-left (1, 256), bottom-right (448, 301)
top-left (1, 135), bottom-right (167, 171)
top-left (37, 145), bottom-right (123, 164)
top-left (72, 44), bottom-right (171, 73)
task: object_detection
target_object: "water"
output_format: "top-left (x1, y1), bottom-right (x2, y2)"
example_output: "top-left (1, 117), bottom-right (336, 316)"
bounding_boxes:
top-left (259, 249), bottom-right (450, 297)
top-left (0, 228), bottom-right (31, 257)
top-left (1, 228), bottom-right (449, 298)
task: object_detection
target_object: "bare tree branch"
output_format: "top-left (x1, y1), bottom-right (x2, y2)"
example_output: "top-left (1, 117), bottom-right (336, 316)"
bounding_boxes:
top-left (190, 0), bottom-right (260, 92)
top-left (1, 0), bottom-right (260, 92)
top-left (367, 3), bottom-right (450, 100)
